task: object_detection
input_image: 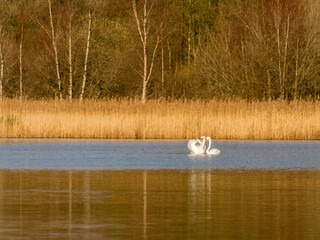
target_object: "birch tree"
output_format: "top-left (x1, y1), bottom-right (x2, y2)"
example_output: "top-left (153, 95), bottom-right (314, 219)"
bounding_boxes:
top-left (19, 4), bottom-right (26, 100)
top-left (48, 0), bottom-right (62, 101)
top-left (68, 2), bottom-right (73, 102)
top-left (132, 0), bottom-right (160, 103)
top-left (80, 3), bottom-right (92, 102)
top-left (273, 0), bottom-right (290, 100)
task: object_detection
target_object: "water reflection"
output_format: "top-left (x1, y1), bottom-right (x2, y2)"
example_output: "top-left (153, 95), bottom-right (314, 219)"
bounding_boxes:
top-left (0, 169), bottom-right (320, 239)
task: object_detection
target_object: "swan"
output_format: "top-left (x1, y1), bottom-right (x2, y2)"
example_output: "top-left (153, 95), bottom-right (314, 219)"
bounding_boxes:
top-left (205, 137), bottom-right (220, 155)
top-left (188, 136), bottom-right (206, 154)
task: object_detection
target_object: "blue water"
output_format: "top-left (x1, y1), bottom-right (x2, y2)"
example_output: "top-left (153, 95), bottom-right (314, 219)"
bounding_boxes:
top-left (0, 139), bottom-right (319, 170)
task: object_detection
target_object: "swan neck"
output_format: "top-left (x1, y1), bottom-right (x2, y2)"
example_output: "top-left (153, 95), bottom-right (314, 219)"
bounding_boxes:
top-left (200, 138), bottom-right (206, 150)
top-left (206, 137), bottom-right (212, 153)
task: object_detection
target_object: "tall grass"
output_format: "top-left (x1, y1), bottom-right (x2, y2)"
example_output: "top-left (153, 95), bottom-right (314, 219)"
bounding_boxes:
top-left (0, 99), bottom-right (319, 140)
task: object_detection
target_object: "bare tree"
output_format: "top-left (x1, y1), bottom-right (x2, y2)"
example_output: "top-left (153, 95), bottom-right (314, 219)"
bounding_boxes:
top-left (80, 4), bottom-right (92, 102)
top-left (161, 40), bottom-right (164, 97)
top-left (273, 0), bottom-right (282, 99)
top-left (68, 2), bottom-right (73, 102)
top-left (48, 0), bottom-right (62, 101)
top-left (19, 4), bottom-right (26, 101)
top-left (273, 0), bottom-right (291, 100)
top-left (132, 0), bottom-right (160, 103)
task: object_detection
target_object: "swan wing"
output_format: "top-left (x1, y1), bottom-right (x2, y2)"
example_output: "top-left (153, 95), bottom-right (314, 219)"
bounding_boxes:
top-left (188, 139), bottom-right (196, 152)
top-left (188, 139), bottom-right (203, 152)
top-left (207, 148), bottom-right (220, 155)
top-left (190, 141), bottom-right (205, 154)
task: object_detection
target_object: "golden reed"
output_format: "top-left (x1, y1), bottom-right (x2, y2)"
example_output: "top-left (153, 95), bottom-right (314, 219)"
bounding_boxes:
top-left (0, 99), bottom-right (319, 140)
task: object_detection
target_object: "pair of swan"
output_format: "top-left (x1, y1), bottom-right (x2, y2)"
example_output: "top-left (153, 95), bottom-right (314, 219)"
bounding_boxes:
top-left (188, 136), bottom-right (220, 155)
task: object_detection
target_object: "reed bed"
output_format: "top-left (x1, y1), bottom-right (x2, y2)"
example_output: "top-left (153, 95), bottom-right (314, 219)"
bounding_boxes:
top-left (0, 99), bottom-right (319, 140)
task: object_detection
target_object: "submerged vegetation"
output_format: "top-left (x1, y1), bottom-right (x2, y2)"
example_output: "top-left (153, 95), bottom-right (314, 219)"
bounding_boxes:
top-left (0, 99), bottom-right (319, 140)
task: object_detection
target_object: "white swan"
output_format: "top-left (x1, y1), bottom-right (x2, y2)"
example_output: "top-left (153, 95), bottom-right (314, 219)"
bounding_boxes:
top-left (188, 136), bottom-right (206, 154)
top-left (205, 137), bottom-right (220, 155)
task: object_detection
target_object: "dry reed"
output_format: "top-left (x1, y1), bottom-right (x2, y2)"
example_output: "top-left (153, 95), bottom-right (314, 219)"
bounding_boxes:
top-left (0, 99), bottom-right (319, 140)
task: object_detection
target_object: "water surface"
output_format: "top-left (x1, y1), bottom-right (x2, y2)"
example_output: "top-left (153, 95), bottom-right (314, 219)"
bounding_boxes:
top-left (0, 139), bottom-right (319, 170)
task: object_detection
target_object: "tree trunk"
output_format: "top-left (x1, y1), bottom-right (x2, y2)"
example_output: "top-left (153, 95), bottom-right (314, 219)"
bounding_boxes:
top-left (187, 20), bottom-right (191, 66)
top-left (282, 16), bottom-right (290, 100)
top-left (19, 22), bottom-right (24, 101)
top-left (161, 41), bottom-right (164, 98)
top-left (142, 0), bottom-right (148, 104)
top-left (275, 24), bottom-right (282, 99)
top-left (167, 41), bottom-right (173, 98)
top-left (167, 41), bottom-right (172, 73)
top-left (0, 42), bottom-right (3, 102)
top-left (294, 39), bottom-right (299, 100)
top-left (48, 0), bottom-right (62, 101)
top-left (142, 81), bottom-right (147, 103)
top-left (132, 0), bottom-right (160, 103)
top-left (267, 69), bottom-right (271, 101)
top-left (314, 79), bottom-right (317, 101)
top-left (80, 9), bottom-right (92, 102)
top-left (240, 37), bottom-right (249, 99)
top-left (68, 12), bottom-right (73, 102)
top-left (274, 0), bottom-right (283, 100)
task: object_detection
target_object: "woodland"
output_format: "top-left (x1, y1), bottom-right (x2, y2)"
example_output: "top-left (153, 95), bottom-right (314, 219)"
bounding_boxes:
top-left (1, 0), bottom-right (320, 102)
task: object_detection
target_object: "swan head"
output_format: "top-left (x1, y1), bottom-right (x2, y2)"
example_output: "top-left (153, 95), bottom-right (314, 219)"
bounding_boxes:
top-left (200, 136), bottom-right (206, 140)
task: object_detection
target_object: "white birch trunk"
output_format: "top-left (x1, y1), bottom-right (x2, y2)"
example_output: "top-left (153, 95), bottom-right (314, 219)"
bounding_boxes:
top-left (167, 41), bottom-right (171, 73)
top-left (80, 9), bottom-right (92, 102)
top-left (267, 69), bottom-right (271, 101)
top-left (294, 39), bottom-right (299, 100)
top-left (0, 42), bottom-right (3, 102)
top-left (19, 22), bottom-right (23, 101)
top-left (161, 41), bottom-right (164, 97)
top-left (274, 0), bottom-right (283, 99)
top-left (48, 0), bottom-right (62, 101)
top-left (282, 16), bottom-right (290, 99)
top-left (142, 0), bottom-right (148, 103)
top-left (187, 22), bottom-right (191, 66)
top-left (276, 21), bottom-right (282, 99)
top-left (68, 13), bottom-right (73, 102)
top-left (132, 0), bottom-right (160, 103)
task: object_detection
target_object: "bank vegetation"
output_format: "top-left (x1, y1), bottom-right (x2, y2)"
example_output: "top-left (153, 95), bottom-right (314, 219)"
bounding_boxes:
top-left (0, 99), bottom-right (319, 140)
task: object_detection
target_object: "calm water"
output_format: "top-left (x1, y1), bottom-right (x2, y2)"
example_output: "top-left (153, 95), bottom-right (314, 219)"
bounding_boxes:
top-left (0, 140), bottom-right (320, 239)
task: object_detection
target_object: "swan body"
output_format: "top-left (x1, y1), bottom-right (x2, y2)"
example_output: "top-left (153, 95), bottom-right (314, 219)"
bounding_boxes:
top-left (188, 136), bottom-right (206, 154)
top-left (205, 137), bottom-right (220, 155)
top-left (187, 139), bottom-right (200, 152)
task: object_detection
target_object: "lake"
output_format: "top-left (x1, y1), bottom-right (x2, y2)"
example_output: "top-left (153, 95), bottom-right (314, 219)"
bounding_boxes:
top-left (0, 140), bottom-right (319, 239)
